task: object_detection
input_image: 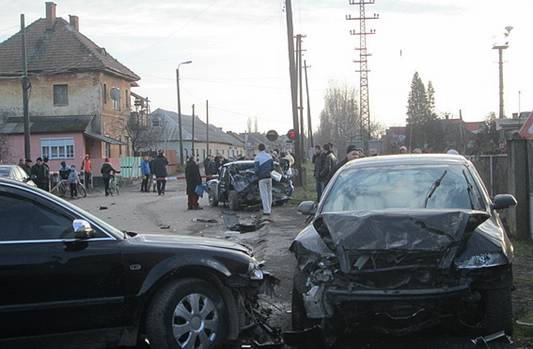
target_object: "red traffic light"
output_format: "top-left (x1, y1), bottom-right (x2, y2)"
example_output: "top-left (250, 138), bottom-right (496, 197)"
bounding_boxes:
top-left (287, 129), bottom-right (297, 140)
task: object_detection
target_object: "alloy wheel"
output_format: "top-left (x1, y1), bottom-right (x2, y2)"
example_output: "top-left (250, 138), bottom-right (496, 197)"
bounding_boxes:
top-left (172, 293), bottom-right (218, 349)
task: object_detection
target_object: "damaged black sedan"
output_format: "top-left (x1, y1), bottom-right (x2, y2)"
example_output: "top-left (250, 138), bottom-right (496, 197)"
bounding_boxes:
top-left (291, 154), bottom-right (517, 338)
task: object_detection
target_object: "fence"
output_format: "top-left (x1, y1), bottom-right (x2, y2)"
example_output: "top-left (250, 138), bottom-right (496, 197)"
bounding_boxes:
top-left (468, 154), bottom-right (508, 197)
top-left (120, 156), bottom-right (142, 178)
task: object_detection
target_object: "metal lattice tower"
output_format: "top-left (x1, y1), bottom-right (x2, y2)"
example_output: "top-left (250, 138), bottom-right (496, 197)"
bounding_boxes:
top-left (347, 1), bottom-right (378, 150)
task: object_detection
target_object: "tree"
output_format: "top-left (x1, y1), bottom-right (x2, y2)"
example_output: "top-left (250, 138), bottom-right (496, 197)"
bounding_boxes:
top-left (406, 72), bottom-right (439, 150)
top-left (0, 133), bottom-right (8, 163)
top-left (316, 82), bottom-right (360, 154)
top-left (427, 81), bottom-right (436, 117)
top-left (247, 117), bottom-right (252, 133)
top-left (125, 115), bottom-right (161, 155)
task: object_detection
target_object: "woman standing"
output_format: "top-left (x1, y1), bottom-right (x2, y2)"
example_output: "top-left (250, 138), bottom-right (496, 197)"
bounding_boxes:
top-left (185, 157), bottom-right (202, 210)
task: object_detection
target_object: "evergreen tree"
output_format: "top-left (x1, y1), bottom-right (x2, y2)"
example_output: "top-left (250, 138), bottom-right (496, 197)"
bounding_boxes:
top-left (427, 81), bottom-right (436, 117)
top-left (406, 73), bottom-right (440, 150)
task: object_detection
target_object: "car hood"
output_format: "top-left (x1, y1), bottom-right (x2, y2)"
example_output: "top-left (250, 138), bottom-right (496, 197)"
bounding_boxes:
top-left (131, 233), bottom-right (252, 255)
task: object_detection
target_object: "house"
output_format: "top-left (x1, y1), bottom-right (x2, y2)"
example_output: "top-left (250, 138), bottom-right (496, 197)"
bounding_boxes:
top-left (148, 108), bottom-right (244, 162)
top-left (382, 126), bottom-right (406, 154)
top-left (0, 2), bottom-right (140, 171)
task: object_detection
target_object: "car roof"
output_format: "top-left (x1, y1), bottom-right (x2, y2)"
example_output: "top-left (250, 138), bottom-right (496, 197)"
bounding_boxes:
top-left (343, 154), bottom-right (470, 170)
top-left (0, 177), bottom-right (28, 186)
top-left (0, 164), bottom-right (19, 169)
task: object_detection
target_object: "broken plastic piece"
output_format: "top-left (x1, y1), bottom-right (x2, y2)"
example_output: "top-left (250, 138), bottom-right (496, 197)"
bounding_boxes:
top-left (471, 330), bottom-right (512, 345)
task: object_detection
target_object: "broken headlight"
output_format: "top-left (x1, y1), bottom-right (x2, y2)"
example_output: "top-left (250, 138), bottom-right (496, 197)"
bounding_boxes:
top-left (248, 259), bottom-right (264, 280)
top-left (455, 252), bottom-right (508, 269)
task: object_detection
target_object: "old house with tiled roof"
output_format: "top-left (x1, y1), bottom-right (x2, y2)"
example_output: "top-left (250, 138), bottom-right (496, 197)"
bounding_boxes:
top-left (0, 2), bottom-right (140, 170)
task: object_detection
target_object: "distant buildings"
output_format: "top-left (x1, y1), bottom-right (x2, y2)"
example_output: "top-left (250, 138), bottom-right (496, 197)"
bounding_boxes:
top-left (0, 2), bottom-right (139, 170)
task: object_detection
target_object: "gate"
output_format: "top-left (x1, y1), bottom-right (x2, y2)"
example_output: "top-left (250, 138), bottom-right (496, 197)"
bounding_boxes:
top-left (468, 154), bottom-right (508, 197)
top-left (120, 156), bottom-right (141, 178)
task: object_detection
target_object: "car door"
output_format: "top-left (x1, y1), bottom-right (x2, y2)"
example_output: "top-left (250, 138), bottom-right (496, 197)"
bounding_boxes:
top-left (0, 187), bottom-right (126, 339)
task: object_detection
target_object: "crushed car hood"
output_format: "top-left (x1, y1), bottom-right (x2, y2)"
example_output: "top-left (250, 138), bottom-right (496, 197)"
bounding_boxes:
top-left (132, 234), bottom-right (252, 255)
top-left (306, 209), bottom-right (490, 273)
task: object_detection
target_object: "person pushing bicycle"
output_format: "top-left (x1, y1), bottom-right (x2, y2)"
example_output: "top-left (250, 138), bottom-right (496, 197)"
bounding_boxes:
top-left (101, 158), bottom-right (120, 196)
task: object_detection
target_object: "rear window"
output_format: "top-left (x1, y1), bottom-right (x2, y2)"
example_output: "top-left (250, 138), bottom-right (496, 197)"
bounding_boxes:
top-left (0, 168), bottom-right (11, 177)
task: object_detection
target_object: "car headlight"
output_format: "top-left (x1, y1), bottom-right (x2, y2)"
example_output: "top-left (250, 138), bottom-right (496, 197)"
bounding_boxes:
top-left (455, 252), bottom-right (508, 269)
top-left (248, 259), bottom-right (264, 280)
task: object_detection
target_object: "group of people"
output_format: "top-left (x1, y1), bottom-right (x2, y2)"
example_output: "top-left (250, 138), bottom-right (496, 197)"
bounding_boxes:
top-left (313, 143), bottom-right (364, 200)
top-left (19, 157), bottom-right (50, 191)
top-left (203, 155), bottom-right (228, 180)
top-left (139, 150), bottom-right (169, 196)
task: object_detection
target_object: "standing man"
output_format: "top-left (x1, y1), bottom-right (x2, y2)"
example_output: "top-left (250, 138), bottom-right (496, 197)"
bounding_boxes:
top-left (152, 150), bottom-right (169, 196)
top-left (333, 145), bottom-right (361, 175)
top-left (22, 159), bottom-right (32, 176)
top-left (318, 143), bottom-right (337, 191)
top-left (42, 157), bottom-right (50, 191)
top-left (312, 145), bottom-right (324, 200)
top-left (254, 143), bottom-right (274, 216)
top-left (100, 158), bottom-right (120, 197)
top-left (140, 155), bottom-right (151, 192)
top-left (81, 154), bottom-right (93, 190)
top-left (185, 157), bottom-right (203, 210)
top-left (31, 158), bottom-right (48, 191)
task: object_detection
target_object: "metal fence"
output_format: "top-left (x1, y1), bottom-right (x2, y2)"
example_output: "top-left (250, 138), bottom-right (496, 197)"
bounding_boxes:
top-left (468, 154), bottom-right (508, 197)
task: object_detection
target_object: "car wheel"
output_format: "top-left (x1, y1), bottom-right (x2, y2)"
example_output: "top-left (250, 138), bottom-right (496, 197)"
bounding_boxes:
top-left (146, 278), bottom-right (227, 349)
top-left (481, 287), bottom-right (513, 335)
top-left (228, 190), bottom-right (240, 211)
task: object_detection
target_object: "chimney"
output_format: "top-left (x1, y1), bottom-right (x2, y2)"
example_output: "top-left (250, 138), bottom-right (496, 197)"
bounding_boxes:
top-left (45, 2), bottom-right (57, 29)
top-left (69, 15), bottom-right (79, 31)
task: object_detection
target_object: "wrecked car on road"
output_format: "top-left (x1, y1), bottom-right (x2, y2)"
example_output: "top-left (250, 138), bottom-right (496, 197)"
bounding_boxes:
top-left (291, 154), bottom-right (517, 339)
top-left (207, 160), bottom-right (294, 211)
top-left (0, 178), bottom-right (277, 349)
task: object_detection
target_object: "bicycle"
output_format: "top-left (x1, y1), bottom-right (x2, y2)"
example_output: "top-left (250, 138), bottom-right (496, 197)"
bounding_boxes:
top-left (108, 176), bottom-right (120, 196)
top-left (51, 179), bottom-right (87, 198)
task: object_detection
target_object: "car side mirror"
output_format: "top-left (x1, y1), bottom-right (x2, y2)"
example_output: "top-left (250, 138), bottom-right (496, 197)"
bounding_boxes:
top-left (298, 201), bottom-right (317, 216)
top-left (73, 219), bottom-right (94, 239)
top-left (492, 194), bottom-right (517, 210)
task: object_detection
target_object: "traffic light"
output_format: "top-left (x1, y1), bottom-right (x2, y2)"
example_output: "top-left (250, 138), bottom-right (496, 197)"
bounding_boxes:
top-left (287, 129), bottom-right (297, 141)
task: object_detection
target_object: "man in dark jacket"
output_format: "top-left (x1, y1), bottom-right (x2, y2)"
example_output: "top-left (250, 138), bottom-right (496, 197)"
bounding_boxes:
top-left (312, 145), bottom-right (324, 200)
top-left (318, 143), bottom-right (337, 191)
top-left (22, 159), bottom-right (32, 176)
top-left (152, 150), bottom-right (169, 196)
top-left (100, 158), bottom-right (120, 196)
top-left (333, 145), bottom-right (361, 175)
top-left (185, 157), bottom-right (203, 210)
top-left (31, 157), bottom-right (49, 191)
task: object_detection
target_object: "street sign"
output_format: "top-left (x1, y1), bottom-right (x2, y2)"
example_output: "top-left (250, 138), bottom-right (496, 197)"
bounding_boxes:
top-left (519, 111), bottom-right (533, 140)
top-left (266, 130), bottom-right (279, 142)
top-left (287, 129), bottom-right (297, 141)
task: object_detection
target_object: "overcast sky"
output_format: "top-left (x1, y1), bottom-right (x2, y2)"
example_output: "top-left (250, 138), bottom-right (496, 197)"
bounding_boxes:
top-left (1, 0), bottom-right (531, 133)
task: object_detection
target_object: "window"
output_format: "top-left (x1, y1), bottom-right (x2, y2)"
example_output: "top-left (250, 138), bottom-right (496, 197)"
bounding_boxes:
top-left (103, 84), bottom-right (107, 104)
top-left (125, 90), bottom-right (130, 109)
top-left (53, 84), bottom-right (68, 106)
top-left (104, 143), bottom-right (111, 158)
top-left (111, 87), bottom-right (121, 111)
top-left (41, 138), bottom-right (75, 160)
top-left (152, 117), bottom-right (161, 127)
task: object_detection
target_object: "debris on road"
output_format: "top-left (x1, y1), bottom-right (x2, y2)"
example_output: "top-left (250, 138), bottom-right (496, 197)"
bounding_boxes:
top-left (98, 206), bottom-right (108, 210)
top-left (192, 218), bottom-right (218, 223)
top-left (158, 225), bottom-right (170, 230)
top-left (223, 213), bottom-right (270, 233)
top-left (471, 330), bottom-right (513, 346)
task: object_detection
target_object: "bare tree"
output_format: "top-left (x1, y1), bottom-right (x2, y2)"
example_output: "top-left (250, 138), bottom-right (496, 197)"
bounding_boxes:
top-left (0, 133), bottom-right (9, 163)
top-left (316, 82), bottom-right (360, 154)
top-left (125, 115), bottom-right (161, 155)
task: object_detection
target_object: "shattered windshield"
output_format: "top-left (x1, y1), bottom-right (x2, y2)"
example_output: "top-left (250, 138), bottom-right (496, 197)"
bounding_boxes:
top-left (322, 164), bottom-right (486, 213)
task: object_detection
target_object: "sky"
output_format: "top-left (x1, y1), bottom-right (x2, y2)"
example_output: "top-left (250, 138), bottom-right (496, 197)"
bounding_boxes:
top-left (1, 0), bottom-right (532, 134)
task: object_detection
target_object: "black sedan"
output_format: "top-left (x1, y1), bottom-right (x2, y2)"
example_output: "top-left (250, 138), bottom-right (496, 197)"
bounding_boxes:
top-left (0, 178), bottom-right (274, 348)
top-left (292, 154), bottom-right (517, 339)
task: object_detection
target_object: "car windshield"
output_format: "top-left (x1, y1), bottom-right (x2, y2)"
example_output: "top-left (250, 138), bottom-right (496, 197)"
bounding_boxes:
top-left (0, 167), bottom-right (11, 177)
top-left (322, 164), bottom-right (486, 213)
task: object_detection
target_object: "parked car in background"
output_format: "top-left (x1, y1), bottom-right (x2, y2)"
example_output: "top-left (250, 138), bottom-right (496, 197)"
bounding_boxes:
top-left (292, 155), bottom-right (516, 340)
top-left (0, 165), bottom-right (36, 187)
top-left (207, 160), bottom-right (294, 211)
top-left (0, 178), bottom-right (276, 349)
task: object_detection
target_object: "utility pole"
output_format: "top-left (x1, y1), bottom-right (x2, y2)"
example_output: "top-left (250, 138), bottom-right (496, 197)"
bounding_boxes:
top-left (304, 60), bottom-right (314, 148)
top-left (21, 14), bottom-right (30, 160)
top-left (176, 60), bottom-right (192, 166)
top-left (493, 26), bottom-right (513, 119)
top-left (206, 99), bottom-right (209, 158)
top-left (518, 91), bottom-right (521, 116)
top-left (459, 109), bottom-right (466, 154)
top-left (285, 0), bottom-right (303, 186)
top-left (296, 34), bottom-right (306, 162)
top-left (191, 104), bottom-right (195, 159)
top-left (347, 1), bottom-right (379, 151)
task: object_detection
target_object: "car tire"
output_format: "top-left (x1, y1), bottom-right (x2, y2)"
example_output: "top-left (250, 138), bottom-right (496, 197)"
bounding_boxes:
top-left (481, 287), bottom-right (513, 335)
top-left (146, 278), bottom-right (228, 349)
top-left (228, 190), bottom-right (240, 211)
top-left (208, 191), bottom-right (219, 207)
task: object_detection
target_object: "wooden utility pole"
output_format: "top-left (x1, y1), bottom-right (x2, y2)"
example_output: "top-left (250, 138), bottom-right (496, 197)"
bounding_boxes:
top-left (206, 100), bottom-right (209, 158)
top-left (191, 104), bottom-right (195, 159)
top-left (296, 34), bottom-right (306, 162)
top-left (21, 14), bottom-right (30, 160)
top-left (304, 60), bottom-right (314, 148)
top-left (285, 0), bottom-right (303, 186)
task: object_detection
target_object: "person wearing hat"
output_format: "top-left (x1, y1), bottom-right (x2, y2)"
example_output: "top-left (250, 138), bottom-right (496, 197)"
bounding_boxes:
top-left (31, 157), bottom-right (48, 191)
top-left (22, 159), bottom-right (32, 176)
top-left (333, 145), bottom-right (361, 175)
top-left (151, 150), bottom-right (169, 196)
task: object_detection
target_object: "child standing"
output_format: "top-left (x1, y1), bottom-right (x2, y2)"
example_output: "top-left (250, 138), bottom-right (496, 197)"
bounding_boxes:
top-left (68, 165), bottom-right (78, 198)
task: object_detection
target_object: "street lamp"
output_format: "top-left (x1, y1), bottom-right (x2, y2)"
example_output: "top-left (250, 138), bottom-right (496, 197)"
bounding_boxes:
top-left (176, 60), bottom-right (192, 166)
top-left (493, 26), bottom-right (513, 119)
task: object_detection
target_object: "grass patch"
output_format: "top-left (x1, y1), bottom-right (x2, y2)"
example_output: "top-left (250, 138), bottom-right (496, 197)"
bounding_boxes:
top-left (289, 162), bottom-right (318, 204)
top-left (514, 309), bottom-right (533, 345)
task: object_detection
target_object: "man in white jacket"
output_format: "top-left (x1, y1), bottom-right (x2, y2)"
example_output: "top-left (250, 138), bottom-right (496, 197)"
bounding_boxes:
top-left (254, 143), bottom-right (274, 215)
